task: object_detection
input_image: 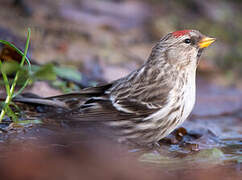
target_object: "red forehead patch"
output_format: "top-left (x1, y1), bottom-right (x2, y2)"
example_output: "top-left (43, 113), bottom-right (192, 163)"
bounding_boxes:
top-left (172, 30), bottom-right (191, 38)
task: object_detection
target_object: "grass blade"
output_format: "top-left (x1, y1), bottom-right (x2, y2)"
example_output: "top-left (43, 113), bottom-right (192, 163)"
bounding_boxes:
top-left (0, 28), bottom-right (31, 122)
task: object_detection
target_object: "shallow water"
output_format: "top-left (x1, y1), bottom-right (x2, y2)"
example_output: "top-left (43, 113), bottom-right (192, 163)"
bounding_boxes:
top-left (0, 79), bottom-right (241, 179)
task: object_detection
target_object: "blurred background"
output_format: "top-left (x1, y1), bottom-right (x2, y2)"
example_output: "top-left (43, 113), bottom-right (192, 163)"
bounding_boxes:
top-left (0, 1), bottom-right (241, 179)
top-left (0, 0), bottom-right (242, 91)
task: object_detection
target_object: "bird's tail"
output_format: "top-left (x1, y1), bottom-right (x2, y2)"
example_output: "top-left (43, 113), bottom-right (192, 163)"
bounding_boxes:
top-left (0, 83), bottom-right (113, 118)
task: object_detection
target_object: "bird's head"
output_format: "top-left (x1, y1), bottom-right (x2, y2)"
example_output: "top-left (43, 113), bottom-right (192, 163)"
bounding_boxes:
top-left (149, 30), bottom-right (215, 70)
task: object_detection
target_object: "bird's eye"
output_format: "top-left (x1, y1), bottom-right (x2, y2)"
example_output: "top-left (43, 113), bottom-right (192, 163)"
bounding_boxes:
top-left (184, 39), bottom-right (191, 44)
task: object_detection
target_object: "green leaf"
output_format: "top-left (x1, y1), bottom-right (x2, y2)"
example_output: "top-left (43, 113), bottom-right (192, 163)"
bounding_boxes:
top-left (33, 64), bottom-right (56, 81)
top-left (17, 69), bottom-right (30, 84)
top-left (54, 66), bottom-right (82, 82)
top-left (0, 61), bottom-right (20, 75)
top-left (0, 61), bottom-right (10, 95)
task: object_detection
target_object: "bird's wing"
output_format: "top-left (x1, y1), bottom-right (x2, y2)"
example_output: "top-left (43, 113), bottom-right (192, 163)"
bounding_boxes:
top-left (45, 79), bottom-right (171, 123)
top-left (108, 77), bottom-right (172, 116)
top-left (42, 95), bottom-right (159, 126)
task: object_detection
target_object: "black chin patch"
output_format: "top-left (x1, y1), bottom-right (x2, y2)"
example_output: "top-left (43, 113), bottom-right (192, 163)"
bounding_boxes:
top-left (197, 49), bottom-right (203, 65)
top-left (197, 49), bottom-right (203, 58)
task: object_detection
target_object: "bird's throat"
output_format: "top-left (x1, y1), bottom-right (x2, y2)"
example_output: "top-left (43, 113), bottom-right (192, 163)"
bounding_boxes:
top-left (196, 49), bottom-right (204, 65)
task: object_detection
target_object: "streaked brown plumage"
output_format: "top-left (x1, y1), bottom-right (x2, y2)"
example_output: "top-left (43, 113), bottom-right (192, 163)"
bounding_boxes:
top-left (4, 30), bottom-right (216, 146)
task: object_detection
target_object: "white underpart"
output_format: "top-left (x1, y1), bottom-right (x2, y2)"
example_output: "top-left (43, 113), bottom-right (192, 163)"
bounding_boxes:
top-left (179, 69), bottom-right (196, 125)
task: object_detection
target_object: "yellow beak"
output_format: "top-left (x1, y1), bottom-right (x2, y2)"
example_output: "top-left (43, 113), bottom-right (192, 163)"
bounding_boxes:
top-left (199, 37), bottom-right (216, 48)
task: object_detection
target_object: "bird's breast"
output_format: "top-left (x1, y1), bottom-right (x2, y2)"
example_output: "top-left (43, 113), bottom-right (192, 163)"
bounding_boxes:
top-left (179, 70), bottom-right (196, 124)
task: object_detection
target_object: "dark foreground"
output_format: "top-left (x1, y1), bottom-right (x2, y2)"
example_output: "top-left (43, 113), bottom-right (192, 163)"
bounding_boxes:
top-left (0, 78), bottom-right (241, 180)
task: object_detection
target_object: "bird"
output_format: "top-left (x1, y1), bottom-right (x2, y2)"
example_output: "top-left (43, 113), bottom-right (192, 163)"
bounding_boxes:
top-left (2, 30), bottom-right (215, 146)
